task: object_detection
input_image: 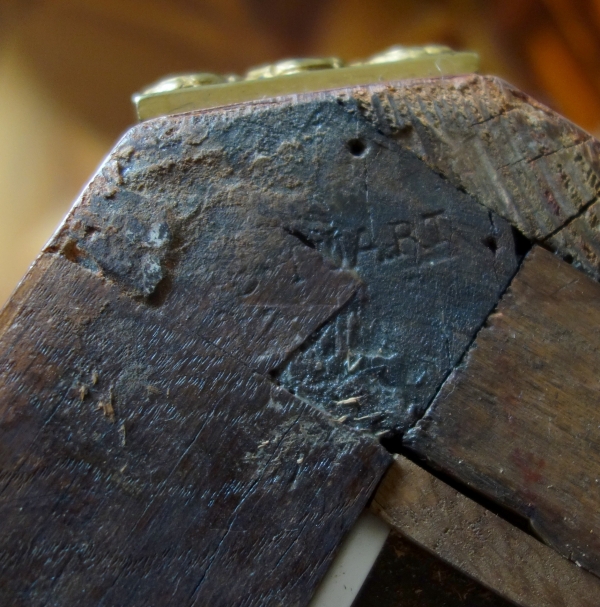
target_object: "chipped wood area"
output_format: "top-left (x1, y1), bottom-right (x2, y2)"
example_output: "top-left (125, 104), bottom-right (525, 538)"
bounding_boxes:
top-left (354, 74), bottom-right (600, 277)
top-left (46, 87), bottom-right (521, 439)
top-left (371, 457), bottom-right (600, 607)
top-left (406, 246), bottom-right (600, 579)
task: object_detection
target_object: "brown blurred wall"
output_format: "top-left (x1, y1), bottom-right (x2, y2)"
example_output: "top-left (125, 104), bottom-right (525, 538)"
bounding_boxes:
top-left (0, 0), bottom-right (599, 305)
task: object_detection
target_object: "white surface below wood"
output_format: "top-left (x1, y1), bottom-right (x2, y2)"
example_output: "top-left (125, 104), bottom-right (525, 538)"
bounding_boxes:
top-left (308, 510), bottom-right (389, 607)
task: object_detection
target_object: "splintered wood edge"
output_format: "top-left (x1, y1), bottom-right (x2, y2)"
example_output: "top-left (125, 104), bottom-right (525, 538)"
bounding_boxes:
top-left (371, 457), bottom-right (600, 607)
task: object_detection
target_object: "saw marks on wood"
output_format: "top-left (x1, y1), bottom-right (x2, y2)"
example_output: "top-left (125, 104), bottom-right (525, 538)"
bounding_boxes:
top-left (406, 246), bottom-right (600, 578)
top-left (354, 74), bottom-right (600, 277)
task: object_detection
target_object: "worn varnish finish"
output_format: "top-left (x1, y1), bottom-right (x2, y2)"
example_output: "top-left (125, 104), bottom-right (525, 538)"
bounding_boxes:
top-left (407, 246), bottom-right (600, 578)
top-left (371, 457), bottom-right (600, 607)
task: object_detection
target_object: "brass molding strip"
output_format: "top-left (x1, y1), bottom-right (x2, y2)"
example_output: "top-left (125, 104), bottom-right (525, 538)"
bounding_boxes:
top-left (133, 49), bottom-right (479, 121)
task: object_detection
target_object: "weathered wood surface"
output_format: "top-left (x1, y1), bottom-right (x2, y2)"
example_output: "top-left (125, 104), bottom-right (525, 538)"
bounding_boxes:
top-left (546, 200), bottom-right (600, 280)
top-left (0, 252), bottom-right (391, 607)
top-left (406, 246), bottom-right (600, 579)
top-left (0, 253), bottom-right (391, 606)
top-left (275, 74), bottom-right (600, 437)
top-left (355, 75), bottom-right (600, 278)
top-left (2, 74), bottom-right (600, 604)
top-left (48, 90), bottom-right (522, 438)
top-left (371, 457), bottom-right (600, 607)
top-left (0, 97), bottom-right (407, 606)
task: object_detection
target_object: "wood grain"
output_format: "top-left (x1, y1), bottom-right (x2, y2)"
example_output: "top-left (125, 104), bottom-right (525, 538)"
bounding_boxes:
top-left (371, 457), bottom-right (600, 607)
top-left (546, 199), bottom-right (600, 280)
top-left (0, 95), bottom-right (401, 605)
top-left (47, 90), bottom-right (521, 438)
top-left (406, 246), bottom-right (600, 578)
top-left (0, 254), bottom-right (390, 607)
top-left (2, 75), bottom-right (600, 603)
top-left (353, 75), bottom-right (600, 277)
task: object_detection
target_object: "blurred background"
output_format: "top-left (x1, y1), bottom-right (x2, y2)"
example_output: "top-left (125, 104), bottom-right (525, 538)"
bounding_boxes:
top-left (1, 0), bottom-right (600, 305)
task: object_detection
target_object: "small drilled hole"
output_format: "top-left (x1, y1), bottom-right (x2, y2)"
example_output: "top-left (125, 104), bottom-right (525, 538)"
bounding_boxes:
top-left (347, 138), bottom-right (366, 157)
top-left (482, 235), bottom-right (498, 254)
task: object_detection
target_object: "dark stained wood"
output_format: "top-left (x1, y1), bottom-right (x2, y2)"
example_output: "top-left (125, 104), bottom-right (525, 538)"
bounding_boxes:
top-left (47, 91), bottom-right (522, 438)
top-left (275, 126), bottom-right (521, 437)
top-left (353, 532), bottom-right (518, 607)
top-left (3, 74), bottom-right (600, 604)
top-left (273, 74), bottom-right (600, 440)
top-left (354, 75), bottom-right (600, 277)
top-left (406, 246), bottom-right (600, 578)
top-left (0, 251), bottom-right (390, 607)
top-left (370, 457), bottom-right (600, 606)
top-left (0, 94), bottom-right (407, 606)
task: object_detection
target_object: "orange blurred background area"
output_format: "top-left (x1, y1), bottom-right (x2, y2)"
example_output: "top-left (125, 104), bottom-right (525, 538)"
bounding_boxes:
top-left (1, 0), bottom-right (600, 305)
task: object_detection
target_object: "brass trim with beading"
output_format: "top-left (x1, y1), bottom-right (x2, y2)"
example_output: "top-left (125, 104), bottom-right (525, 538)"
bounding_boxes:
top-left (133, 45), bottom-right (479, 121)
